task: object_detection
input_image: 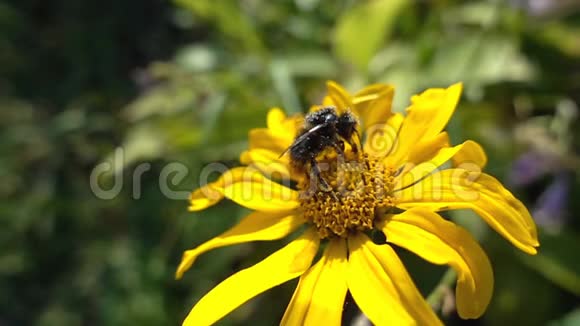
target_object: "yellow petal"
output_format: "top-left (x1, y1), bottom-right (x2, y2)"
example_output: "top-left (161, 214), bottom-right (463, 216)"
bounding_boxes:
top-left (248, 128), bottom-right (293, 154)
top-left (239, 148), bottom-right (294, 181)
top-left (182, 228), bottom-right (320, 326)
top-left (267, 107), bottom-right (288, 130)
top-left (380, 208), bottom-right (494, 319)
top-left (189, 167), bottom-right (261, 211)
top-left (406, 132), bottom-right (451, 166)
top-left (407, 83), bottom-right (463, 139)
top-left (188, 186), bottom-right (223, 212)
top-left (397, 169), bottom-right (539, 254)
top-left (353, 83), bottom-right (395, 132)
top-left (364, 113), bottom-right (404, 159)
top-left (353, 83), bottom-right (393, 109)
top-left (223, 174), bottom-right (299, 212)
top-left (384, 83), bottom-right (463, 167)
top-left (392, 132), bottom-right (450, 185)
top-left (451, 140), bottom-right (488, 169)
top-left (267, 107), bottom-right (304, 138)
top-left (249, 108), bottom-right (303, 154)
top-left (396, 139), bottom-right (488, 190)
top-left (347, 233), bottom-right (442, 326)
top-left (175, 211), bottom-right (304, 279)
top-left (320, 95), bottom-right (334, 109)
top-left (326, 81), bottom-right (353, 113)
top-left (190, 166), bottom-right (299, 212)
top-left (282, 239), bottom-right (348, 326)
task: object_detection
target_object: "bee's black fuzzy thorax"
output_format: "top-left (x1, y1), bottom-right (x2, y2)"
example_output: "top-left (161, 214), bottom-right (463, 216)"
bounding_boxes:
top-left (287, 106), bottom-right (358, 174)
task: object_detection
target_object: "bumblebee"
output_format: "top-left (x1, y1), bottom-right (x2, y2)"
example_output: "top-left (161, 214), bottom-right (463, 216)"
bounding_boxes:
top-left (280, 106), bottom-right (359, 189)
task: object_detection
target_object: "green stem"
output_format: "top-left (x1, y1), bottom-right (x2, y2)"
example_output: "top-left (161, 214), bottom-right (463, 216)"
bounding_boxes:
top-left (426, 268), bottom-right (457, 309)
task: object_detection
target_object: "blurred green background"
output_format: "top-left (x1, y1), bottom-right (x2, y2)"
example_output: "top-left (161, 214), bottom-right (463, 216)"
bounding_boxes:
top-left (1, 0), bottom-right (579, 325)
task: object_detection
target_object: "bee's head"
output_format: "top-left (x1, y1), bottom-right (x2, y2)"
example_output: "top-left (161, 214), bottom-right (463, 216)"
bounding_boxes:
top-left (336, 111), bottom-right (358, 140)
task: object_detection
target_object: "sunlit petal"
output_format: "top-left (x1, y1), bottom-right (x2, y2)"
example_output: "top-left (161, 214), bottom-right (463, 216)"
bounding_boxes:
top-left (384, 83), bottom-right (463, 167)
top-left (189, 167), bottom-right (262, 211)
top-left (248, 128), bottom-right (292, 154)
top-left (406, 132), bottom-right (450, 166)
top-left (282, 239), bottom-right (348, 326)
top-left (380, 208), bottom-right (494, 318)
top-left (190, 165), bottom-right (299, 212)
top-left (176, 211), bottom-right (304, 279)
top-left (188, 186), bottom-right (223, 212)
top-left (267, 107), bottom-right (304, 137)
top-left (352, 83), bottom-right (395, 131)
top-left (240, 148), bottom-right (295, 181)
top-left (451, 140), bottom-right (487, 169)
top-left (352, 83), bottom-right (392, 109)
top-left (223, 177), bottom-right (299, 212)
top-left (182, 228), bottom-right (320, 326)
top-left (267, 107), bottom-right (288, 130)
top-left (397, 169), bottom-right (539, 254)
top-left (326, 81), bottom-right (354, 113)
top-left (249, 108), bottom-right (303, 155)
top-left (364, 113), bottom-right (404, 159)
top-left (347, 233), bottom-right (442, 326)
top-left (407, 83), bottom-right (463, 138)
top-left (397, 140), bottom-right (488, 190)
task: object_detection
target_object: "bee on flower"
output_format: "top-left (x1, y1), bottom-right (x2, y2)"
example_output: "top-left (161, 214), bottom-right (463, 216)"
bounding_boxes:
top-left (176, 82), bottom-right (539, 325)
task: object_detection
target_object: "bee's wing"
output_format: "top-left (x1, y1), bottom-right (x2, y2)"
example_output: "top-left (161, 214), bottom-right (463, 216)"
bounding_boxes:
top-left (278, 124), bottom-right (325, 158)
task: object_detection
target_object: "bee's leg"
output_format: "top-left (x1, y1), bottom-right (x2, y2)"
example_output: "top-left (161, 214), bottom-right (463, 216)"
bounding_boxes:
top-left (310, 160), bottom-right (340, 201)
top-left (333, 140), bottom-right (345, 158)
top-left (309, 159), bottom-right (331, 191)
top-left (350, 141), bottom-right (359, 154)
top-left (349, 133), bottom-right (368, 170)
top-left (350, 132), bottom-right (360, 154)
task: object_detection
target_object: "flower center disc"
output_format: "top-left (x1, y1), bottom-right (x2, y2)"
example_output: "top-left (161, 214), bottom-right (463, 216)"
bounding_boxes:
top-left (298, 152), bottom-right (396, 239)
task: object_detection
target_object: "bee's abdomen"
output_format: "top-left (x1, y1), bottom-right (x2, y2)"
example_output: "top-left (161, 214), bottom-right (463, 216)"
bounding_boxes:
top-left (289, 137), bottom-right (320, 161)
top-left (289, 130), bottom-right (332, 171)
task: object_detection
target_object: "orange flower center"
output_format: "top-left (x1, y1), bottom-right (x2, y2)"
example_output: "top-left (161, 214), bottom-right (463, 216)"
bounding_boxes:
top-left (298, 152), bottom-right (396, 239)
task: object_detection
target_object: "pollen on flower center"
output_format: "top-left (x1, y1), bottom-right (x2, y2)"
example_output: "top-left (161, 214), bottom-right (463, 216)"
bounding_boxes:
top-left (298, 152), bottom-right (397, 239)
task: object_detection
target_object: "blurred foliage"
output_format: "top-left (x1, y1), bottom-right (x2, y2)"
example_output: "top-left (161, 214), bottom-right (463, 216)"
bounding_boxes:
top-left (1, 0), bottom-right (579, 325)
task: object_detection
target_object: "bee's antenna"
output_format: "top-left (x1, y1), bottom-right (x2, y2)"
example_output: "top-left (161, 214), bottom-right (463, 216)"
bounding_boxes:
top-left (278, 147), bottom-right (290, 159)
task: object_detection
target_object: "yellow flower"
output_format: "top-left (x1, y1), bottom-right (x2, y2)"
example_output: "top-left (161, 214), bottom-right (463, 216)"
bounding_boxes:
top-left (176, 82), bottom-right (539, 325)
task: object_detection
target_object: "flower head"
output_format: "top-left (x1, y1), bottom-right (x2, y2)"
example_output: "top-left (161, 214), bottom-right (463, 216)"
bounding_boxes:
top-left (177, 82), bottom-right (539, 325)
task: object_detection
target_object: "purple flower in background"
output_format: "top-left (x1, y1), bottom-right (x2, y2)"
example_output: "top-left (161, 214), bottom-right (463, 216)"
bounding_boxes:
top-left (510, 150), bottom-right (571, 232)
top-left (533, 174), bottom-right (570, 232)
top-left (511, 0), bottom-right (580, 17)
top-left (509, 151), bottom-right (555, 186)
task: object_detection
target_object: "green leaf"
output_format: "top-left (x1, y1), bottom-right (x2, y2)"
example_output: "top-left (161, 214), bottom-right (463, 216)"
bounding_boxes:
top-left (280, 51), bottom-right (338, 78)
top-left (519, 230), bottom-right (580, 296)
top-left (538, 22), bottom-right (580, 58)
top-left (269, 59), bottom-right (301, 115)
top-left (427, 34), bottom-right (536, 87)
top-left (174, 0), bottom-right (264, 52)
top-left (333, 0), bottom-right (409, 71)
top-left (549, 308), bottom-right (580, 326)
